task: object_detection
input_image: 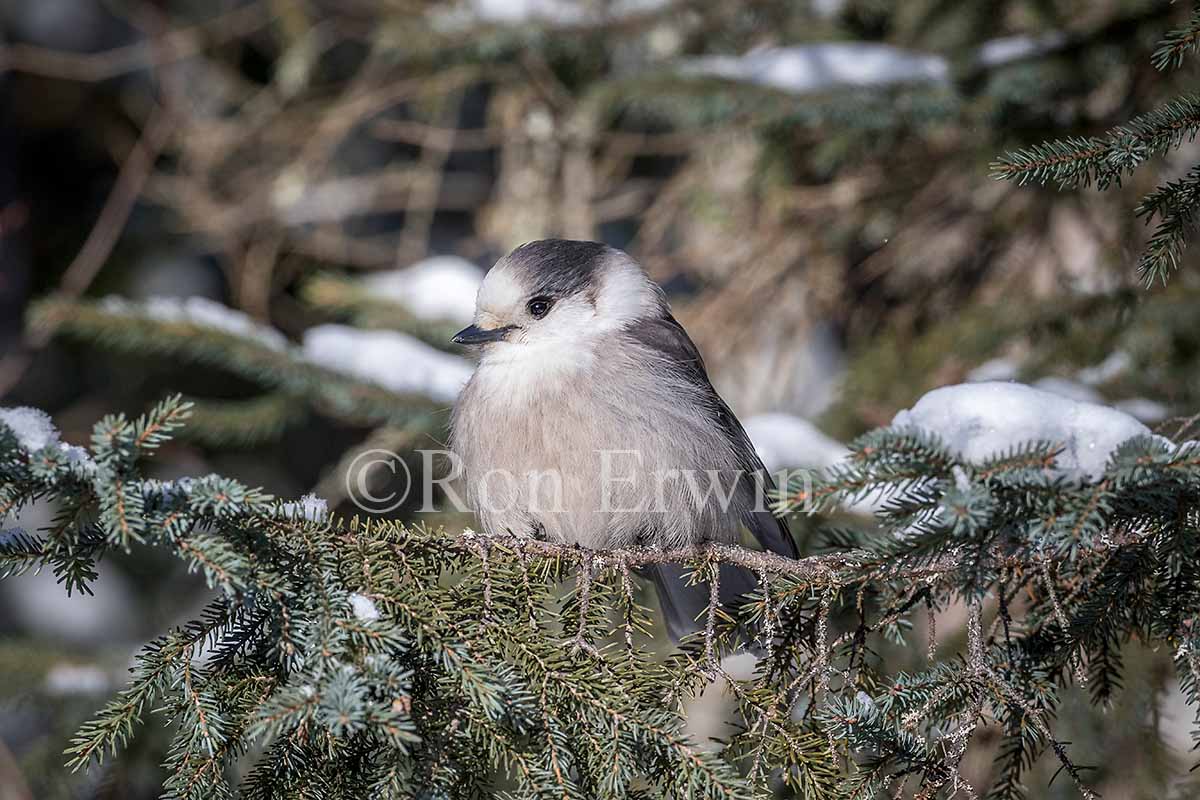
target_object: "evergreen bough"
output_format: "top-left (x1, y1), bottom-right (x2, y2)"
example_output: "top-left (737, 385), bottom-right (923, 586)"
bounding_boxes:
top-left (9, 4), bottom-right (1200, 797)
top-left (7, 395), bottom-right (1200, 797)
top-left (994, 2), bottom-right (1200, 286)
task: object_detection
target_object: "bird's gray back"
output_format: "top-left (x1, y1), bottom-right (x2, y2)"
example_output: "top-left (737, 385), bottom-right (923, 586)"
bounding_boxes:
top-left (624, 314), bottom-right (797, 558)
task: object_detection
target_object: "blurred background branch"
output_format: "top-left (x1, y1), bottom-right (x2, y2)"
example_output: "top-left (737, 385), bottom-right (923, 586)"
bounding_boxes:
top-left (3, 0), bottom-right (1200, 797)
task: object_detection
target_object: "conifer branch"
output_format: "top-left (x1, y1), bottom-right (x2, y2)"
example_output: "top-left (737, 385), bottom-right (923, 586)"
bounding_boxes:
top-left (4, 399), bottom-right (1198, 797)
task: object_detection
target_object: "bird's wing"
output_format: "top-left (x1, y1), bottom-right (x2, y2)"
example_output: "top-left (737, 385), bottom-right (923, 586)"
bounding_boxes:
top-left (624, 314), bottom-right (798, 559)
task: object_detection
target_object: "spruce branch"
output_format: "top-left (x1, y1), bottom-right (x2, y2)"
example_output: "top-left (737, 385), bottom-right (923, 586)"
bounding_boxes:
top-left (992, 96), bottom-right (1200, 191)
top-left (5, 402), bottom-right (1197, 797)
top-left (1153, 6), bottom-right (1200, 71)
top-left (994, 5), bottom-right (1200, 284)
top-left (27, 297), bottom-right (443, 433)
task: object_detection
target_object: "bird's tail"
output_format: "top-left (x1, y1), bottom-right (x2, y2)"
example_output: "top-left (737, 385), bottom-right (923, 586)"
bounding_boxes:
top-left (642, 561), bottom-right (761, 644)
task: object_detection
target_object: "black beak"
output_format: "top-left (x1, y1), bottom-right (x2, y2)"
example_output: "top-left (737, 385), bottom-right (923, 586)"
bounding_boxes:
top-left (452, 324), bottom-right (515, 345)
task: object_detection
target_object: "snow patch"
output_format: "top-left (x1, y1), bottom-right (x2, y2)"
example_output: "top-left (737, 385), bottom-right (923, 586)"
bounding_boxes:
top-left (951, 465), bottom-right (971, 491)
top-left (141, 479), bottom-right (192, 503)
top-left (280, 493), bottom-right (329, 521)
top-left (811, 0), bottom-right (846, 17)
top-left (966, 357), bottom-right (1018, 383)
top-left (102, 295), bottom-right (289, 351)
top-left (743, 414), bottom-right (884, 515)
top-left (677, 33), bottom-right (1066, 96)
top-left (1078, 351), bottom-right (1131, 386)
top-left (1115, 397), bottom-right (1168, 424)
top-left (302, 325), bottom-right (473, 403)
top-left (1032, 377), bottom-right (1102, 405)
top-left (0, 408), bottom-right (95, 469)
top-left (975, 33), bottom-right (1067, 67)
top-left (892, 382), bottom-right (1162, 480)
top-left (362, 256), bottom-right (483, 325)
top-left (0, 407), bottom-right (60, 451)
top-left (349, 592), bottom-right (381, 622)
top-left (59, 442), bottom-right (94, 469)
top-left (967, 352), bottom-right (1161, 422)
top-left (464, 0), bottom-right (665, 24)
top-left (680, 44), bottom-right (949, 94)
top-left (743, 413), bottom-right (849, 473)
top-left (469, 0), bottom-right (586, 23)
top-left (44, 664), bottom-right (110, 695)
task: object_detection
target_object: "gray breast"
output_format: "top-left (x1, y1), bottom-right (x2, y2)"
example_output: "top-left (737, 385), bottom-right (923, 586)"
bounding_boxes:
top-left (450, 331), bottom-right (752, 550)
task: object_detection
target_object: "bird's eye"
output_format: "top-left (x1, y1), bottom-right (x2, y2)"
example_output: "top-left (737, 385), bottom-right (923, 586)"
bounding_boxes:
top-left (527, 297), bottom-right (553, 319)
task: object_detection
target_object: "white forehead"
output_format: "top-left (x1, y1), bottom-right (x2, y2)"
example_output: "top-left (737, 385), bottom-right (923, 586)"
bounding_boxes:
top-left (472, 247), bottom-right (665, 326)
top-left (475, 261), bottom-right (525, 315)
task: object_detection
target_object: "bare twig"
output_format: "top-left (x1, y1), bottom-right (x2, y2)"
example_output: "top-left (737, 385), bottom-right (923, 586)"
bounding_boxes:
top-left (758, 569), bottom-right (776, 662)
top-left (0, 3), bottom-right (272, 82)
top-left (0, 102), bottom-right (175, 397)
top-left (462, 531), bottom-right (494, 623)
top-left (438, 534), bottom-right (866, 580)
top-left (926, 596), bottom-right (938, 663)
top-left (618, 557), bottom-right (636, 650)
top-left (703, 558), bottom-right (720, 675)
top-left (396, 93), bottom-right (463, 265)
top-left (65, 110), bottom-right (176, 297)
top-left (570, 552), bottom-right (599, 656)
top-left (1041, 559), bottom-right (1087, 686)
top-left (982, 664), bottom-right (1099, 800)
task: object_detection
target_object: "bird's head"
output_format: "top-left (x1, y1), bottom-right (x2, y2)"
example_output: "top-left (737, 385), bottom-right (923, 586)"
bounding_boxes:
top-left (452, 239), bottom-right (665, 352)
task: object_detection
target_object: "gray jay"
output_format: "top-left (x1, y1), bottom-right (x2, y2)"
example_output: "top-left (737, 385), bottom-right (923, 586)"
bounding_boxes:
top-left (450, 239), bottom-right (797, 640)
